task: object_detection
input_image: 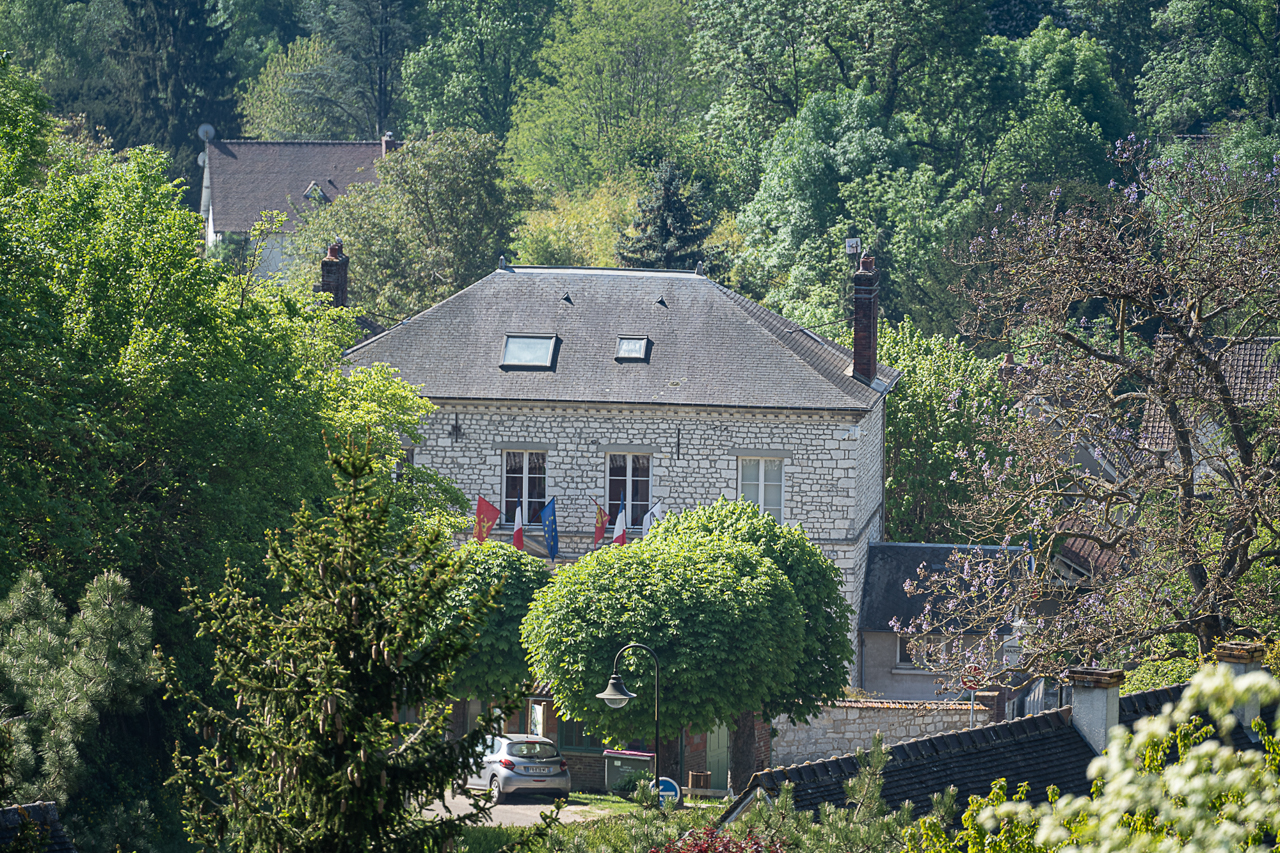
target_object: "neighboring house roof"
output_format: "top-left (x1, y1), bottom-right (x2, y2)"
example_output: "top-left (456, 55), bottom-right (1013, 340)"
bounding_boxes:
top-left (206, 140), bottom-right (384, 234)
top-left (0, 802), bottom-right (75, 852)
top-left (859, 543), bottom-right (1021, 633)
top-left (344, 266), bottom-right (902, 411)
top-left (1139, 337), bottom-right (1280, 452)
top-left (723, 681), bottom-right (1279, 825)
top-left (724, 708), bottom-right (1092, 821)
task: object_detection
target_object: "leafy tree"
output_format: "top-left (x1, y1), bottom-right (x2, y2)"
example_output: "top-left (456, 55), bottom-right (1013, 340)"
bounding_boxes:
top-left (616, 161), bottom-right (716, 269)
top-left (508, 0), bottom-right (715, 191)
top-left (513, 178), bottom-right (639, 266)
top-left (402, 0), bottom-right (558, 140)
top-left (449, 540), bottom-right (551, 701)
top-left (0, 57), bottom-right (52, 191)
top-left (1139, 0), bottom-right (1280, 133)
top-left (240, 35), bottom-right (368, 140)
top-left (287, 130), bottom-right (524, 320)
top-left (521, 531), bottom-right (804, 781)
top-left (899, 142), bottom-right (1280, 689)
top-left (0, 570), bottom-right (152, 806)
top-left (903, 665), bottom-right (1280, 853)
top-left (171, 444), bottom-right (512, 853)
top-left (301, 0), bottom-right (417, 137)
top-left (838, 317), bottom-right (1015, 543)
top-left (644, 501), bottom-right (854, 791)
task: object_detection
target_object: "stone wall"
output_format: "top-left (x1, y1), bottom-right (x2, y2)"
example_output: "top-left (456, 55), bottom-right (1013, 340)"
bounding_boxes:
top-left (412, 400), bottom-right (886, 649)
top-left (771, 699), bottom-right (996, 768)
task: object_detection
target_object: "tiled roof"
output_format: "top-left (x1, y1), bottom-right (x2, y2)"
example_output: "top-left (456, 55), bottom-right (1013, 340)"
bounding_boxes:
top-left (1119, 682), bottom-right (1277, 752)
top-left (727, 708), bottom-right (1092, 821)
top-left (859, 543), bottom-right (1021, 633)
top-left (207, 140), bottom-right (383, 234)
top-left (344, 267), bottom-right (901, 411)
top-left (0, 802), bottom-right (75, 852)
top-left (1139, 337), bottom-right (1280, 452)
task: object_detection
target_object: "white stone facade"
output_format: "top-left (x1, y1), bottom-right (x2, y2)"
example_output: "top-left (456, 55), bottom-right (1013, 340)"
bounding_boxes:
top-left (771, 700), bottom-right (995, 767)
top-left (411, 398), bottom-right (887, 654)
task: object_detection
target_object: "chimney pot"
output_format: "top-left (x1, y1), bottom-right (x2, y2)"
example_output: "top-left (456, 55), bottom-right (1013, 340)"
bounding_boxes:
top-left (318, 241), bottom-right (349, 308)
top-left (1067, 667), bottom-right (1124, 755)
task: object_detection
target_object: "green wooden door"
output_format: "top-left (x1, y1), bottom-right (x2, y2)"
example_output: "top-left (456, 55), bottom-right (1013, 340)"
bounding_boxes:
top-left (706, 724), bottom-right (730, 791)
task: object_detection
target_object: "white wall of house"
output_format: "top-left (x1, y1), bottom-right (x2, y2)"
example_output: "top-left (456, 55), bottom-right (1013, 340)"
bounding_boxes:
top-left (409, 399), bottom-right (887, 665)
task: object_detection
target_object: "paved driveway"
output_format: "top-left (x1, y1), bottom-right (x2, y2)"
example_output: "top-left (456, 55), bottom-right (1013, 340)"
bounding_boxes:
top-left (427, 792), bottom-right (619, 827)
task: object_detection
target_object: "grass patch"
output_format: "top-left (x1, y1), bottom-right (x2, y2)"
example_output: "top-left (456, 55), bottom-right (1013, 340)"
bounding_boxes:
top-left (457, 825), bottom-right (524, 853)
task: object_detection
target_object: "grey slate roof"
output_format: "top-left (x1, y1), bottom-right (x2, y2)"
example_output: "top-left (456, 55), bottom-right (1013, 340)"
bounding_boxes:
top-left (344, 267), bottom-right (901, 411)
top-left (1119, 682), bottom-right (1277, 752)
top-left (860, 543), bottom-right (1022, 633)
top-left (1139, 337), bottom-right (1280, 452)
top-left (207, 140), bottom-right (383, 234)
top-left (0, 802), bottom-right (75, 852)
top-left (724, 708), bottom-right (1093, 823)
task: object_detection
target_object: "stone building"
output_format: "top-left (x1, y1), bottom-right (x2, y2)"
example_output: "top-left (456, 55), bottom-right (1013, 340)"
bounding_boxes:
top-left (344, 262), bottom-right (900, 638)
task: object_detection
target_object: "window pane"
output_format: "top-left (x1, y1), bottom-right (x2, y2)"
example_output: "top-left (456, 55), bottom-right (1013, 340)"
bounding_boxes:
top-left (609, 454), bottom-right (628, 478)
top-left (763, 482), bottom-right (782, 510)
top-left (616, 337), bottom-right (647, 358)
top-left (528, 452), bottom-right (546, 520)
top-left (742, 481), bottom-right (760, 503)
top-left (630, 455), bottom-right (650, 526)
top-left (505, 451), bottom-right (524, 523)
top-left (741, 458), bottom-right (759, 485)
top-left (608, 468), bottom-right (625, 525)
top-left (503, 336), bottom-right (554, 365)
top-left (528, 452), bottom-right (546, 476)
top-left (763, 458), bottom-right (783, 484)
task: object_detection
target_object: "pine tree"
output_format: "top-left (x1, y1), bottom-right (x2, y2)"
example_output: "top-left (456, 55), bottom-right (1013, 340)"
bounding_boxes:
top-left (615, 160), bottom-right (716, 269)
top-left (170, 441), bottom-right (514, 853)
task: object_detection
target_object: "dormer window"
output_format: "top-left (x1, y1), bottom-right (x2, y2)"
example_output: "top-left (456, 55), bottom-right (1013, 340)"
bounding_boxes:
top-left (503, 334), bottom-right (556, 368)
top-left (616, 336), bottom-right (649, 361)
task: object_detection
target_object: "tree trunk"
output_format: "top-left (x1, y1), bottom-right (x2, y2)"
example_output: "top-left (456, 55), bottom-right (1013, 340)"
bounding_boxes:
top-left (729, 708), bottom-right (758, 794)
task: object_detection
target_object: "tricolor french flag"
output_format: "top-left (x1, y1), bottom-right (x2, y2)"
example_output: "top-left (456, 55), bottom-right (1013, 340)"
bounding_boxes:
top-left (612, 493), bottom-right (627, 545)
top-left (512, 499), bottom-right (525, 551)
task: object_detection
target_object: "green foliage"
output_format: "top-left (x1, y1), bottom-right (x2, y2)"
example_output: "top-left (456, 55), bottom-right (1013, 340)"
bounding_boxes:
top-left (171, 444), bottom-right (513, 853)
top-left (852, 317), bottom-right (1015, 543)
top-left (402, 0), bottom-right (558, 140)
top-left (449, 540), bottom-right (551, 701)
top-left (615, 161), bottom-right (716, 269)
top-left (543, 806), bottom-right (706, 852)
top-left (240, 36), bottom-right (366, 140)
top-left (521, 532), bottom-right (803, 745)
top-left (0, 570), bottom-right (152, 806)
top-left (645, 500), bottom-right (855, 726)
top-left (609, 767), bottom-right (653, 800)
top-left (513, 179), bottom-right (640, 266)
top-left (902, 665), bottom-right (1280, 853)
top-left (0, 56), bottom-right (51, 191)
top-left (287, 130), bottom-right (524, 320)
top-left (508, 0), bottom-right (715, 192)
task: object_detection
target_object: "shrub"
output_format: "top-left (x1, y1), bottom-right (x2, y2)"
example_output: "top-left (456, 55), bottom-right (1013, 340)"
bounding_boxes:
top-left (652, 827), bottom-right (783, 853)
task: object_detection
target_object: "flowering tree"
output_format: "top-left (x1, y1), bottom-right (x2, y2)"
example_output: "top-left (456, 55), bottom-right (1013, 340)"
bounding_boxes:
top-left (904, 665), bottom-right (1280, 853)
top-left (898, 142), bottom-right (1280, 689)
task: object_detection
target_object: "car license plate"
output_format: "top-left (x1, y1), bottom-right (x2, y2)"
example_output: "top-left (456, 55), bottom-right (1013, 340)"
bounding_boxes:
top-left (527, 766), bottom-right (551, 774)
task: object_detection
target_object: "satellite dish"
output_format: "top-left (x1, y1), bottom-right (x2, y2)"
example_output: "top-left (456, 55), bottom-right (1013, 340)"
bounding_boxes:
top-left (197, 152), bottom-right (207, 167)
top-left (197, 123), bottom-right (216, 142)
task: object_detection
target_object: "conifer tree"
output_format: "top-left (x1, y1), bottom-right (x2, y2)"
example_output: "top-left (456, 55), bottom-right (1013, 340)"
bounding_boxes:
top-left (615, 160), bottom-right (716, 269)
top-left (170, 441), bottom-right (513, 853)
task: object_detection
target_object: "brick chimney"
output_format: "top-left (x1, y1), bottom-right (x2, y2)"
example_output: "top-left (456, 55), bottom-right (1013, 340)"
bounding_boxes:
top-left (1067, 667), bottom-right (1124, 755)
top-left (1215, 641), bottom-right (1267, 740)
top-left (851, 256), bottom-right (880, 383)
top-left (318, 240), bottom-right (349, 308)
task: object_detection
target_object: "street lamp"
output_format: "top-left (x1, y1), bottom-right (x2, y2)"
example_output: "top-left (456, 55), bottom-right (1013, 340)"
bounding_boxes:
top-left (597, 642), bottom-right (660, 775)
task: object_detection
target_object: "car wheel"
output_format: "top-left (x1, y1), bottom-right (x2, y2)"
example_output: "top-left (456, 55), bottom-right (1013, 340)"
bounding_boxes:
top-left (489, 775), bottom-right (506, 805)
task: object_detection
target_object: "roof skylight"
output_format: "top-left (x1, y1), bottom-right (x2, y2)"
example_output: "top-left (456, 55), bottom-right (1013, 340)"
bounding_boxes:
top-left (616, 336), bottom-right (649, 360)
top-left (503, 335), bottom-right (556, 367)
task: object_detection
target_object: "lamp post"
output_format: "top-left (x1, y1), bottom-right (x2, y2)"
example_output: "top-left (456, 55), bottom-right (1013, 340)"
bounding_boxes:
top-left (596, 642), bottom-right (660, 776)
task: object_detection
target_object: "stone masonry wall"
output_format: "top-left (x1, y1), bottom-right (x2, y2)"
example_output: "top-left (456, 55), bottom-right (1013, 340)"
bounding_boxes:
top-left (771, 700), bottom-right (995, 768)
top-left (411, 400), bottom-right (886, 646)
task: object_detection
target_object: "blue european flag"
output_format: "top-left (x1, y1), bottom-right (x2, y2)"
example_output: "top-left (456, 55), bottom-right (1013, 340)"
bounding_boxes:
top-left (540, 497), bottom-right (559, 560)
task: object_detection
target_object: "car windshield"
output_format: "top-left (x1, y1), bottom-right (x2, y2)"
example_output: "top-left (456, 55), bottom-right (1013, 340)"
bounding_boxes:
top-left (506, 741), bottom-right (559, 760)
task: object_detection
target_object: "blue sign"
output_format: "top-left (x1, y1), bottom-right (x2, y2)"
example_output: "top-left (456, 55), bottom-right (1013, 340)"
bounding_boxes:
top-left (540, 497), bottom-right (559, 560)
top-left (655, 776), bottom-right (681, 807)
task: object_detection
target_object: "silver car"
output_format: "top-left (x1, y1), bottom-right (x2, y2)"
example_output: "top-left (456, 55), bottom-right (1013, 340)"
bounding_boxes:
top-left (468, 735), bottom-right (571, 803)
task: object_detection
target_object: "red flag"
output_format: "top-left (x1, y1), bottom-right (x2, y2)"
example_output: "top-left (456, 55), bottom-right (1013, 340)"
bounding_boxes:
top-left (593, 500), bottom-right (608, 546)
top-left (475, 497), bottom-right (500, 542)
top-left (513, 500), bottom-right (525, 551)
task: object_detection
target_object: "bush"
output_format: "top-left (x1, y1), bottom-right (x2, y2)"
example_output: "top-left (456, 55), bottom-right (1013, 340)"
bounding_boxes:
top-left (544, 808), bottom-right (706, 852)
top-left (653, 827), bottom-right (783, 853)
top-left (610, 768), bottom-right (654, 799)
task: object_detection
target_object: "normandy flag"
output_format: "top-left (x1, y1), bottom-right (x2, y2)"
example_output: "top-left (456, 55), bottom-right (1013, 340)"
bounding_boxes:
top-left (612, 493), bottom-right (627, 545)
top-left (512, 499), bottom-right (526, 551)
top-left (592, 499), bottom-right (609, 547)
top-left (474, 497), bottom-right (500, 543)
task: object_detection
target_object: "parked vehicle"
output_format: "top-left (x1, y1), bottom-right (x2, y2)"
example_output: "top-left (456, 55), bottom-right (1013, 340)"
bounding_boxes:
top-left (466, 735), bottom-right (571, 803)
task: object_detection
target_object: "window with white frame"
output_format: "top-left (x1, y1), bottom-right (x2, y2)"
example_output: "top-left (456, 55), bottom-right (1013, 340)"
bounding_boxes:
top-left (607, 453), bottom-right (650, 528)
top-left (739, 457), bottom-right (783, 522)
top-left (504, 450), bottom-right (546, 524)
